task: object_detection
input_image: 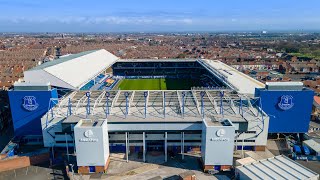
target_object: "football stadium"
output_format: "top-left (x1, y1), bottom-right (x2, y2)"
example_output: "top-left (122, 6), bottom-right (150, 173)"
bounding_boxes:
top-left (7, 49), bottom-right (314, 173)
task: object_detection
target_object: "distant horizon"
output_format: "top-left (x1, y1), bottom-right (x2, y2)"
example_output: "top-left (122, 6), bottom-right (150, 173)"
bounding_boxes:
top-left (1, 29), bottom-right (320, 34)
top-left (1, 0), bottom-right (320, 32)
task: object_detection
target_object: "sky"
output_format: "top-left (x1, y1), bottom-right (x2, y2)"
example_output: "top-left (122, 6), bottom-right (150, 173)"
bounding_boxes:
top-left (0, 0), bottom-right (320, 32)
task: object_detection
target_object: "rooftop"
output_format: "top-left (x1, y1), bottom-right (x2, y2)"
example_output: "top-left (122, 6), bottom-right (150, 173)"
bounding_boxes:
top-left (236, 155), bottom-right (319, 180)
top-left (23, 49), bottom-right (119, 89)
top-left (117, 58), bottom-right (197, 62)
top-left (303, 139), bottom-right (320, 152)
top-left (201, 59), bottom-right (265, 95)
top-left (28, 50), bottom-right (98, 71)
top-left (77, 119), bottom-right (105, 127)
top-left (47, 90), bottom-right (264, 125)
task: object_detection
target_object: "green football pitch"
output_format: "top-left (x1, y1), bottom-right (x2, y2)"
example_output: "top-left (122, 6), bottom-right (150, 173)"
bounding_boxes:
top-left (113, 78), bottom-right (201, 90)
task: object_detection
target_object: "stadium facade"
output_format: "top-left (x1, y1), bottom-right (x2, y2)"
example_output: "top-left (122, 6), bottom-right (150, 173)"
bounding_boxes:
top-left (8, 49), bottom-right (314, 173)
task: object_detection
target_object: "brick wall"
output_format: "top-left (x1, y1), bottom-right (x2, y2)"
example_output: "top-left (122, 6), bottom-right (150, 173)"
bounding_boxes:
top-left (0, 156), bottom-right (30, 172)
top-left (0, 154), bottom-right (6, 160)
top-left (0, 153), bottom-right (50, 172)
top-left (77, 157), bottom-right (110, 174)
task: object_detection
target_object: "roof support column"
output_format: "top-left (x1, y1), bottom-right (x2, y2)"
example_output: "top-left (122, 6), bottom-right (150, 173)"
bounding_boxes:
top-left (220, 91), bottom-right (224, 115)
top-left (165, 132), bottom-right (167, 162)
top-left (125, 92), bottom-right (129, 118)
top-left (200, 91), bottom-right (205, 119)
top-left (181, 91), bottom-right (186, 118)
top-left (143, 132), bottom-right (146, 162)
top-left (144, 91), bottom-right (148, 119)
top-left (125, 132), bottom-right (129, 163)
top-left (163, 91), bottom-right (166, 118)
top-left (105, 92), bottom-right (110, 118)
top-left (181, 132), bottom-right (184, 160)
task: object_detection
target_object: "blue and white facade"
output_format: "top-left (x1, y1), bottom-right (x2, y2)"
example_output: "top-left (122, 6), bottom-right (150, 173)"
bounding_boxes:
top-left (8, 83), bottom-right (58, 136)
top-left (255, 82), bottom-right (314, 133)
top-left (7, 49), bottom-right (315, 170)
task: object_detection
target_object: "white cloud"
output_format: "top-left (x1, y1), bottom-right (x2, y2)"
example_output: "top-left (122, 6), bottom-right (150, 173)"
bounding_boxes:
top-left (0, 16), bottom-right (193, 25)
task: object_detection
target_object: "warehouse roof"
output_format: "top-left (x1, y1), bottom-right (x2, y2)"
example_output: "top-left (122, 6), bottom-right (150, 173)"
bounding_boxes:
top-left (201, 59), bottom-right (265, 95)
top-left (23, 49), bottom-right (119, 90)
top-left (236, 155), bottom-right (319, 180)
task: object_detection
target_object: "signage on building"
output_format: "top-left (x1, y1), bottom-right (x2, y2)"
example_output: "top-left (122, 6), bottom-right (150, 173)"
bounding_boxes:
top-left (278, 95), bottom-right (294, 110)
top-left (79, 130), bottom-right (98, 142)
top-left (216, 129), bottom-right (226, 137)
top-left (22, 96), bottom-right (39, 111)
top-left (211, 129), bottom-right (230, 142)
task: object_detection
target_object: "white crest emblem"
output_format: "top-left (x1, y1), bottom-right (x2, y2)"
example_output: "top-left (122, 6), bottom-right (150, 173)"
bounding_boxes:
top-left (278, 95), bottom-right (294, 110)
top-left (84, 130), bottom-right (94, 138)
top-left (216, 129), bottom-right (226, 137)
top-left (22, 96), bottom-right (39, 111)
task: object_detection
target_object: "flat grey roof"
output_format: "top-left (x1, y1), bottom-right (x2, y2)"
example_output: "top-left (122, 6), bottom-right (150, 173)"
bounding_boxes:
top-left (236, 155), bottom-right (319, 180)
top-left (266, 82), bottom-right (303, 86)
top-left (79, 120), bottom-right (104, 127)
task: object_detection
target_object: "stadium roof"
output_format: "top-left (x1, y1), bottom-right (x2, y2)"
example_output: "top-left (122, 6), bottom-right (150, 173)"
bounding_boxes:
top-left (236, 155), bottom-right (319, 180)
top-left (48, 90), bottom-right (264, 124)
top-left (23, 49), bottom-right (119, 90)
top-left (117, 58), bottom-right (197, 62)
top-left (201, 59), bottom-right (265, 95)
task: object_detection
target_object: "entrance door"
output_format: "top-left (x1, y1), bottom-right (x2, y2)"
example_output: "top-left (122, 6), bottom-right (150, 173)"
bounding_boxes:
top-left (147, 141), bottom-right (164, 151)
top-left (89, 166), bottom-right (95, 173)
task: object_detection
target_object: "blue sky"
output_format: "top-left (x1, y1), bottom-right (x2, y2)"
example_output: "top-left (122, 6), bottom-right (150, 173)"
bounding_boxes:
top-left (0, 0), bottom-right (320, 32)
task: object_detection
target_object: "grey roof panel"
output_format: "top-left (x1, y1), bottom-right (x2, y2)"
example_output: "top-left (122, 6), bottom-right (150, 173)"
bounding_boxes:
top-left (28, 50), bottom-right (98, 71)
top-left (237, 155), bottom-right (319, 180)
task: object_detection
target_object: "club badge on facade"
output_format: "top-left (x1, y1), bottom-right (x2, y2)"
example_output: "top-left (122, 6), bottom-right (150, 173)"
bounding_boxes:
top-left (22, 96), bottom-right (39, 111)
top-left (278, 95), bottom-right (294, 110)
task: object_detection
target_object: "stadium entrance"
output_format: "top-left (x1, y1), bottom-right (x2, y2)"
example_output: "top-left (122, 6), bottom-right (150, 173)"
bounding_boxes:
top-left (146, 140), bottom-right (165, 151)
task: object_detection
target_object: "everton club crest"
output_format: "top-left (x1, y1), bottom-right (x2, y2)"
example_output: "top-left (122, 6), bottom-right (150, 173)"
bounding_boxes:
top-left (22, 96), bottom-right (39, 111)
top-left (278, 95), bottom-right (294, 110)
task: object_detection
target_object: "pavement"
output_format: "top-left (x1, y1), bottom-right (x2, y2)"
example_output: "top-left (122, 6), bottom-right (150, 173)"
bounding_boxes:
top-left (267, 139), bottom-right (289, 156)
top-left (0, 166), bottom-right (66, 180)
top-left (71, 153), bottom-right (225, 180)
top-left (105, 155), bottom-right (221, 180)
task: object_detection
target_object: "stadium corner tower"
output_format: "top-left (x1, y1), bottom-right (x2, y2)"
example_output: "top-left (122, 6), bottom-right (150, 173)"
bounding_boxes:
top-left (8, 49), bottom-right (314, 173)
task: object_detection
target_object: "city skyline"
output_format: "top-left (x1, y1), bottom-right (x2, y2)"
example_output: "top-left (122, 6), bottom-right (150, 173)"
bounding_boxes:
top-left (0, 0), bottom-right (320, 32)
